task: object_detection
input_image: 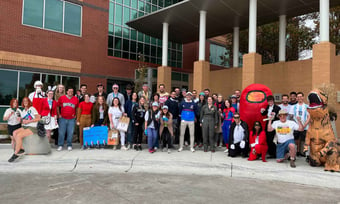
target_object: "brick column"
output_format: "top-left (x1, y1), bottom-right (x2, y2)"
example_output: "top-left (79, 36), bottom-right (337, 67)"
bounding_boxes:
top-left (242, 53), bottom-right (261, 89)
top-left (312, 42), bottom-right (336, 85)
top-left (193, 60), bottom-right (210, 92)
top-left (157, 66), bottom-right (172, 92)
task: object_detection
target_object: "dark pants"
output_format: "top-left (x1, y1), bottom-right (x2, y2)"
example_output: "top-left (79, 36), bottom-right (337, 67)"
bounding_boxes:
top-left (173, 119), bottom-right (179, 144)
top-left (266, 130), bottom-right (276, 157)
top-left (228, 142), bottom-right (248, 157)
top-left (161, 127), bottom-right (172, 148)
top-left (134, 124), bottom-right (143, 144)
top-left (194, 120), bottom-right (203, 145)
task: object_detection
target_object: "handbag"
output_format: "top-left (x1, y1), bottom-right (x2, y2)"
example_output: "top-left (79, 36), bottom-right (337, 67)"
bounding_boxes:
top-left (108, 129), bottom-right (119, 145)
top-left (117, 116), bottom-right (130, 132)
top-left (37, 121), bottom-right (46, 137)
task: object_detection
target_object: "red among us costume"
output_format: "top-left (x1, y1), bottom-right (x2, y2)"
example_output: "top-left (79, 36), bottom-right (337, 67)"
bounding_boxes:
top-left (239, 84), bottom-right (273, 131)
top-left (248, 130), bottom-right (268, 162)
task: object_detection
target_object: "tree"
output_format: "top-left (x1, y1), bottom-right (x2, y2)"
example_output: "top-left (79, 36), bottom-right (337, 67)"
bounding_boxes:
top-left (224, 15), bottom-right (316, 65)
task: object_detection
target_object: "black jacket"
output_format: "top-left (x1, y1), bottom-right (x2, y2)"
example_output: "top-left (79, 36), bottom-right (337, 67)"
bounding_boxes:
top-left (229, 120), bottom-right (249, 145)
top-left (261, 105), bottom-right (281, 121)
top-left (165, 97), bottom-right (179, 119)
top-left (131, 104), bottom-right (146, 125)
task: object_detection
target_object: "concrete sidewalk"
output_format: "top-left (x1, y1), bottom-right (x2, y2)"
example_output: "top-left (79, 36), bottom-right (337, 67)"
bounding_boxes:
top-left (1, 144), bottom-right (339, 189)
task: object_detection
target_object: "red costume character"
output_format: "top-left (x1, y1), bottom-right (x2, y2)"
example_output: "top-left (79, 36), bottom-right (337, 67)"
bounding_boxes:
top-left (248, 121), bottom-right (268, 162)
top-left (239, 84), bottom-right (273, 131)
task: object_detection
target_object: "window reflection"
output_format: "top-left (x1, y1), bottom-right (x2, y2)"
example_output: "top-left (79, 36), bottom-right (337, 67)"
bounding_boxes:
top-left (0, 70), bottom-right (18, 105)
top-left (19, 72), bottom-right (40, 103)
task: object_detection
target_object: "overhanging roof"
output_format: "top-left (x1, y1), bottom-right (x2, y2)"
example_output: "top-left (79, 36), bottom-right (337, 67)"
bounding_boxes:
top-left (126, 0), bottom-right (340, 44)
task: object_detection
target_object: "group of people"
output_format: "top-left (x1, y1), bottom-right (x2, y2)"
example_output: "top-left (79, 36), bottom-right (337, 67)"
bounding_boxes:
top-left (3, 80), bottom-right (311, 168)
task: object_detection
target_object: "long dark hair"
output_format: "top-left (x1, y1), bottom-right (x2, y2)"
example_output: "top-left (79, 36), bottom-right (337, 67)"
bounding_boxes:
top-left (94, 96), bottom-right (108, 112)
top-left (160, 108), bottom-right (170, 118)
top-left (252, 121), bottom-right (263, 136)
top-left (112, 97), bottom-right (122, 112)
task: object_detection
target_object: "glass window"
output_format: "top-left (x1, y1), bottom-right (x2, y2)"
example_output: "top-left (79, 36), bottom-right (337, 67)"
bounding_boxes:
top-left (62, 76), bottom-right (79, 91)
top-left (137, 32), bottom-right (143, 42)
top-left (19, 72), bottom-right (40, 103)
top-left (137, 43), bottom-right (143, 53)
top-left (130, 40), bottom-right (137, 52)
top-left (108, 49), bottom-right (113, 56)
top-left (171, 72), bottom-right (181, 81)
top-left (115, 4), bottom-right (123, 25)
top-left (158, 0), bottom-right (164, 7)
top-left (114, 25), bottom-right (122, 37)
top-left (23, 0), bottom-right (44, 27)
top-left (124, 0), bottom-right (130, 6)
top-left (109, 2), bottom-right (114, 24)
top-left (131, 9), bottom-right (138, 20)
top-left (130, 53), bottom-right (136, 60)
top-left (114, 37), bottom-right (122, 50)
top-left (144, 35), bottom-right (150, 44)
top-left (64, 2), bottom-right (82, 35)
top-left (114, 50), bottom-right (122, 57)
top-left (138, 0), bottom-right (145, 11)
top-left (41, 74), bottom-right (61, 90)
top-left (108, 35), bottom-right (114, 48)
top-left (123, 28), bottom-right (130, 38)
top-left (152, 5), bottom-right (157, 12)
top-left (131, 0), bottom-right (138, 9)
top-left (123, 39), bottom-right (130, 52)
top-left (123, 7), bottom-right (130, 25)
top-left (109, 24), bottom-right (114, 35)
top-left (145, 3), bottom-right (151, 13)
top-left (130, 29), bottom-right (137, 40)
top-left (0, 70), bottom-right (18, 105)
top-left (123, 52), bottom-right (129, 59)
top-left (45, 0), bottom-right (63, 32)
top-left (182, 74), bottom-right (188, 82)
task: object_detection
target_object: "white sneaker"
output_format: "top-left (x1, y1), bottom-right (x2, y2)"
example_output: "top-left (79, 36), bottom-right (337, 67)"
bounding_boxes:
top-left (121, 145), bottom-right (127, 151)
top-left (184, 141), bottom-right (188, 146)
top-left (224, 149), bottom-right (229, 153)
top-left (67, 146), bottom-right (72, 151)
top-left (57, 146), bottom-right (63, 151)
top-left (178, 148), bottom-right (183, 152)
top-left (113, 146), bottom-right (117, 150)
top-left (167, 149), bottom-right (171, 154)
top-left (190, 148), bottom-right (195, 152)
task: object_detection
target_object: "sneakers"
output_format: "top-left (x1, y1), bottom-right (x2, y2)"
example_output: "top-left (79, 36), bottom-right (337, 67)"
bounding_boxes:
top-left (184, 141), bottom-right (188, 147)
top-left (134, 144), bottom-right (138, 151)
top-left (67, 146), bottom-right (72, 151)
top-left (18, 149), bottom-right (25, 155)
top-left (190, 148), bottom-right (195, 152)
top-left (290, 160), bottom-right (296, 168)
top-left (224, 149), bottom-right (229, 153)
top-left (148, 148), bottom-right (155, 153)
top-left (8, 154), bottom-right (19, 162)
top-left (81, 146), bottom-right (85, 151)
top-left (167, 149), bottom-right (171, 154)
top-left (113, 146), bottom-right (117, 150)
top-left (57, 146), bottom-right (63, 151)
top-left (178, 148), bottom-right (183, 152)
top-left (121, 145), bottom-right (127, 151)
top-left (138, 145), bottom-right (142, 151)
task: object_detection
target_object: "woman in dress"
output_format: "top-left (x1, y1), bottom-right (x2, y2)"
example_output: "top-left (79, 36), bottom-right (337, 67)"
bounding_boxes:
top-left (40, 89), bottom-right (58, 142)
top-left (3, 98), bottom-right (22, 150)
top-left (8, 97), bottom-right (40, 162)
top-left (108, 97), bottom-right (127, 150)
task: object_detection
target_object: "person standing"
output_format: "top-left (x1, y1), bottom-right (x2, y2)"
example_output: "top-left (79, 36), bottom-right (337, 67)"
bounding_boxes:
top-left (289, 91), bottom-right (298, 105)
top-left (124, 92), bottom-right (138, 149)
top-left (107, 83), bottom-right (125, 108)
top-left (261, 95), bottom-right (281, 158)
top-left (158, 84), bottom-right (169, 107)
top-left (77, 84), bottom-right (87, 103)
top-left (178, 92), bottom-right (198, 152)
top-left (195, 92), bottom-right (205, 148)
top-left (159, 105), bottom-right (173, 153)
top-left (230, 95), bottom-right (239, 113)
top-left (279, 94), bottom-right (291, 114)
top-left (289, 92), bottom-right (310, 157)
top-left (57, 87), bottom-right (79, 151)
top-left (28, 80), bottom-right (46, 115)
top-left (77, 93), bottom-right (93, 149)
top-left (145, 102), bottom-right (160, 153)
top-left (138, 83), bottom-right (151, 109)
top-left (132, 96), bottom-right (146, 151)
top-left (108, 97), bottom-right (127, 150)
top-left (214, 94), bottom-right (224, 148)
top-left (228, 112), bottom-right (249, 158)
top-left (222, 99), bottom-right (235, 153)
top-left (40, 89), bottom-right (58, 142)
top-left (3, 98), bottom-right (21, 150)
top-left (123, 84), bottom-right (133, 102)
top-left (91, 95), bottom-right (109, 127)
top-left (268, 110), bottom-right (303, 168)
top-left (200, 96), bottom-right (218, 152)
top-left (94, 83), bottom-right (107, 100)
top-left (165, 91), bottom-right (180, 144)
top-left (53, 84), bottom-right (65, 146)
top-left (248, 121), bottom-right (268, 162)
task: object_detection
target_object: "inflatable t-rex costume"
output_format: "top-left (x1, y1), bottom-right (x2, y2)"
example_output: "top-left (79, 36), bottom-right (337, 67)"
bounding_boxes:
top-left (305, 89), bottom-right (340, 172)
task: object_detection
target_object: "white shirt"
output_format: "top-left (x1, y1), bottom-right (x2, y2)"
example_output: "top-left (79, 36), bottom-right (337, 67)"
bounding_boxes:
top-left (267, 105), bottom-right (274, 118)
top-left (21, 107), bottom-right (39, 127)
top-left (289, 103), bottom-right (309, 130)
top-left (272, 120), bottom-right (299, 143)
top-left (108, 106), bottom-right (124, 121)
top-left (233, 123), bottom-right (244, 143)
top-left (145, 110), bottom-right (160, 129)
top-left (4, 108), bottom-right (21, 126)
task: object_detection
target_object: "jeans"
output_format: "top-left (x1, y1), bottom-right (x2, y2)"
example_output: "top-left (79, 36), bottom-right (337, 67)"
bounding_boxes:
top-left (58, 118), bottom-right (76, 147)
top-left (147, 128), bottom-right (158, 149)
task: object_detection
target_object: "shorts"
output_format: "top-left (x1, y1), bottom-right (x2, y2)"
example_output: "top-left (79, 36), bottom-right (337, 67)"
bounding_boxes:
top-left (293, 130), bottom-right (306, 140)
top-left (23, 126), bottom-right (38, 134)
top-left (7, 124), bottom-right (21, 136)
top-left (276, 139), bottom-right (295, 159)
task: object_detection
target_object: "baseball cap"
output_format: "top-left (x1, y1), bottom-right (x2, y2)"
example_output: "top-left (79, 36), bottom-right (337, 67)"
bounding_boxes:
top-left (162, 105), bottom-right (168, 109)
top-left (152, 102), bottom-right (159, 107)
top-left (186, 92), bottom-right (192, 96)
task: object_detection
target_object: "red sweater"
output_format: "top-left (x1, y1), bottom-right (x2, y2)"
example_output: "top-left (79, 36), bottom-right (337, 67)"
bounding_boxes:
top-left (78, 102), bottom-right (93, 115)
top-left (58, 95), bottom-right (79, 119)
top-left (40, 98), bottom-right (58, 117)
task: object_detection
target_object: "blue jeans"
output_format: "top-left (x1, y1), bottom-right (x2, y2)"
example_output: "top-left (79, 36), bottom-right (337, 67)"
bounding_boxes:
top-left (58, 118), bottom-right (76, 147)
top-left (147, 128), bottom-right (158, 149)
top-left (276, 139), bottom-right (295, 159)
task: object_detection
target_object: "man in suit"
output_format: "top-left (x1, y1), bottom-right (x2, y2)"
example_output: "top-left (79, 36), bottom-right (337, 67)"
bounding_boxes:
top-left (261, 95), bottom-right (281, 158)
top-left (228, 112), bottom-right (249, 157)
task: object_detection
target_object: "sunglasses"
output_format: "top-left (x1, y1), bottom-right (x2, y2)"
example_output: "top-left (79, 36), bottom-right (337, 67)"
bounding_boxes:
top-left (113, 87), bottom-right (118, 89)
top-left (233, 116), bottom-right (240, 119)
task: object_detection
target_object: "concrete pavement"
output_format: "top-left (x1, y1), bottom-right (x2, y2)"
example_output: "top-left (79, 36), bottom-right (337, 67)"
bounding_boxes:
top-left (1, 143), bottom-right (339, 189)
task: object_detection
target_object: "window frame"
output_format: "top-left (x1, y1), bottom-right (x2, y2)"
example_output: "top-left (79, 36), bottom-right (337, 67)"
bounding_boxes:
top-left (22, 0), bottom-right (82, 37)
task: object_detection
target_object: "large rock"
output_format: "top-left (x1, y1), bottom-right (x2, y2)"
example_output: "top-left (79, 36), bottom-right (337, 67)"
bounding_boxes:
top-left (23, 134), bottom-right (51, 155)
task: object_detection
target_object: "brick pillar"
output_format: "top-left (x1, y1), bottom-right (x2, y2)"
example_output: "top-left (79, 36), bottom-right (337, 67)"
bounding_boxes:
top-left (157, 66), bottom-right (172, 92)
top-left (312, 42), bottom-right (336, 85)
top-left (242, 53), bottom-right (262, 90)
top-left (193, 60), bottom-right (210, 92)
